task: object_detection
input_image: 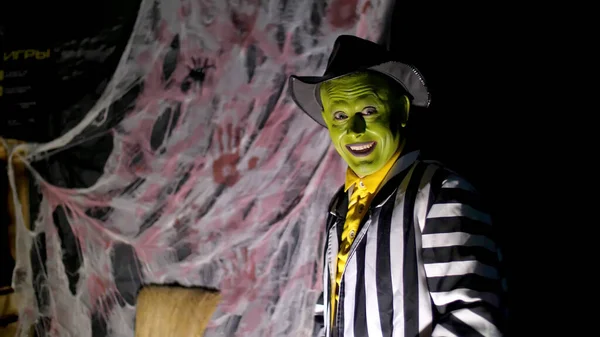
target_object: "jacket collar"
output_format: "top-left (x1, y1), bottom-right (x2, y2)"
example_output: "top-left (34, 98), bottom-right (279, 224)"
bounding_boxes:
top-left (328, 145), bottom-right (420, 218)
top-left (372, 148), bottom-right (420, 207)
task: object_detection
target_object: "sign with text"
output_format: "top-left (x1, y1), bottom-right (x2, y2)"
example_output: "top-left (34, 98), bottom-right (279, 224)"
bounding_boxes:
top-left (0, 33), bottom-right (55, 142)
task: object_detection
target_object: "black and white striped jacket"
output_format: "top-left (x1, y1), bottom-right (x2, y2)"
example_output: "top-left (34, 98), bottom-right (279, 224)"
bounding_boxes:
top-left (318, 150), bottom-right (505, 337)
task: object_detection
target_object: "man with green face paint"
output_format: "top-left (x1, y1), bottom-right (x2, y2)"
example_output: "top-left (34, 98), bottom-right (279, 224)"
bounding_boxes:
top-left (290, 36), bottom-right (505, 337)
top-left (318, 71), bottom-right (408, 178)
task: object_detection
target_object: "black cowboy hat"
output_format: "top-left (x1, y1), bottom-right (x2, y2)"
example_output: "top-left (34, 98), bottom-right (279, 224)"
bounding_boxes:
top-left (289, 35), bottom-right (430, 127)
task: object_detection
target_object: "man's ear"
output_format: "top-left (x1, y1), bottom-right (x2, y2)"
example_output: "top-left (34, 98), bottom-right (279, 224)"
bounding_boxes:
top-left (401, 95), bottom-right (410, 128)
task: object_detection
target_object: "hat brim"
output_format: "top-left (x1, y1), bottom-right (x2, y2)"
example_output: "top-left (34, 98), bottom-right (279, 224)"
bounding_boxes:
top-left (289, 61), bottom-right (430, 127)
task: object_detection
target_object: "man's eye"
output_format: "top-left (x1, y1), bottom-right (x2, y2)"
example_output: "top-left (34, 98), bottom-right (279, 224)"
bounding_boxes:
top-left (362, 107), bottom-right (377, 116)
top-left (334, 112), bottom-right (348, 120)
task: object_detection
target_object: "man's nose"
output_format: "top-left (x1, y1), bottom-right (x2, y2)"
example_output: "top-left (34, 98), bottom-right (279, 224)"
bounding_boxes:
top-left (349, 114), bottom-right (366, 135)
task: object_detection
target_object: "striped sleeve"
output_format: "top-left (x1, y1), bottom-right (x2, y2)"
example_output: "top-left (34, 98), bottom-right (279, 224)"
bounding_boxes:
top-left (422, 173), bottom-right (505, 337)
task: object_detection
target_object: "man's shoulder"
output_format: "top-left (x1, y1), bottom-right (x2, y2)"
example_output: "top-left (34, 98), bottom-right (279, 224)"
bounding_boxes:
top-left (416, 159), bottom-right (452, 175)
top-left (416, 159), bottom-right (477, 188)
top-left (380, 159), bottom-right (481, 202)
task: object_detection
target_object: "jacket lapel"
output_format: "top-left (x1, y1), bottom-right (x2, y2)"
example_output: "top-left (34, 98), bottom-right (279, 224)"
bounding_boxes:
top-left (373, 149), bottom-right (420, 208)
top-left (326, 186), bottom-right (347, 287)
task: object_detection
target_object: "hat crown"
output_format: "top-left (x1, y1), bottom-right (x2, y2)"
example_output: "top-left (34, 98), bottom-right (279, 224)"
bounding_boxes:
top-left (323, 35), bottom-right (392, 76)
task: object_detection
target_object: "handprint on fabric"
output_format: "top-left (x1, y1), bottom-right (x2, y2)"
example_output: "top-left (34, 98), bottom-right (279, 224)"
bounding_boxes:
top-left (210, 123), bottom-right (259, 187)
top-left (219, 247), bottom-right (264, 313)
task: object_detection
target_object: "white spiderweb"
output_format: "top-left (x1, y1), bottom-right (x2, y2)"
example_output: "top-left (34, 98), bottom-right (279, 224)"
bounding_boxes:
top-left (7, 0), bottom-right (392, 336)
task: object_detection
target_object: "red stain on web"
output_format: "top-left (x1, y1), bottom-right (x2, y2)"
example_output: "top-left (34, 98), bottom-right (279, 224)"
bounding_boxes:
top-left (327, 0), bottom-right (360, 28)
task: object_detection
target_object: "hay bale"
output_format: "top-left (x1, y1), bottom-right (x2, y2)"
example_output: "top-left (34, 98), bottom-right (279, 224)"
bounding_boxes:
top-left (135, 285), bottom-right (221, 337)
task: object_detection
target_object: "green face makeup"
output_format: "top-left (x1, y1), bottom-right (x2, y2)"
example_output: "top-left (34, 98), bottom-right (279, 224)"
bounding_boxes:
top-left (320, 71), bottom-right (410, 177)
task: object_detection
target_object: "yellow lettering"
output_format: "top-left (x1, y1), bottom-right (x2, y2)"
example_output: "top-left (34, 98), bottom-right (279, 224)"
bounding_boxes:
top-left (35, 49), bottom-right (51, 60)
top-left (24, 50), bottom-right (36, 59)
top-left (3, 49), bottom-right (51, 61)
top-left (0, 70), bottom-right (3, 81)
top-left (4, 51), bottom-right (18, 61)
top-left (0, 86), bottom-right (3, 97)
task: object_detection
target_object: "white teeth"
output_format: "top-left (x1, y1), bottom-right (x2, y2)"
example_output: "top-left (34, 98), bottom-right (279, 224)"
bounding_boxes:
top-left (349, 143), bottom-right (374, 151)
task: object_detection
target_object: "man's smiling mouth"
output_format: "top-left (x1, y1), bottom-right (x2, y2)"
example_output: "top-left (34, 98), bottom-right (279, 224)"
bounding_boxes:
top-left (346, 141), bottom-right (376, 157)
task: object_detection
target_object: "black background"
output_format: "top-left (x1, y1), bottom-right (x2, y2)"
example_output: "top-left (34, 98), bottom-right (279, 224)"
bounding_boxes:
top-left (387, 3), bottom-right (538, 336)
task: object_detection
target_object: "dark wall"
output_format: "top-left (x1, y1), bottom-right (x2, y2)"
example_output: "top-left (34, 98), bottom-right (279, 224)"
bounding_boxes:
top-left (0, 0), bottom-right (140, 142)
